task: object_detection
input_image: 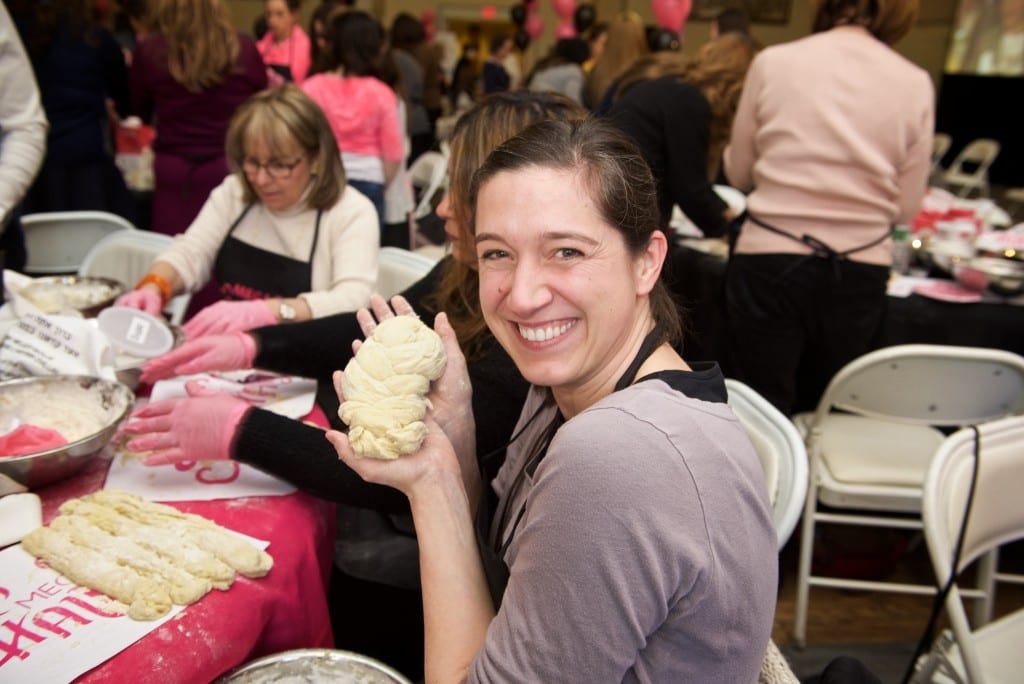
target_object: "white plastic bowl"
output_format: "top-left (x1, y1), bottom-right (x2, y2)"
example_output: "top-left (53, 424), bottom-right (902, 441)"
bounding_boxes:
top-left (97, 307), bottom-right (174, 358)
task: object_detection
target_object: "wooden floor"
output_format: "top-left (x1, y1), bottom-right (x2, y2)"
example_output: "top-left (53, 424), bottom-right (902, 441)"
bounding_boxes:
top-left (771, 525), bottom-right (1024, 680)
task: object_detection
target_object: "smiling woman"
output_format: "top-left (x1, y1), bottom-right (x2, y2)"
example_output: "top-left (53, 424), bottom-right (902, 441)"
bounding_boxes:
top-left (114, 85), bottom-right (380, 336)
top-left (329, 118), bottom-right (778, 682)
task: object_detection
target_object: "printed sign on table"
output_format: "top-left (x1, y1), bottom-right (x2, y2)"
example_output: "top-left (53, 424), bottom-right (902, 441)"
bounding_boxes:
top-left (0, 544), bottom-right (184, 683)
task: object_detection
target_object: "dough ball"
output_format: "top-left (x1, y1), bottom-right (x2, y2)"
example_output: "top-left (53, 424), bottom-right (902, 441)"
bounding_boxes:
top-left (339, 315), bottom-right (446, 459)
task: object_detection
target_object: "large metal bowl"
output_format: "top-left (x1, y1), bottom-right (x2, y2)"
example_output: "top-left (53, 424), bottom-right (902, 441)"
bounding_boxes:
top-left (0, 376), bottom-right (134, 489)
top-left (215, 649), bottom-right (413, 684)
top-left (16, 275), bottom-right (125, 318)
top-left (954, 256), bottom-right (1024, 297)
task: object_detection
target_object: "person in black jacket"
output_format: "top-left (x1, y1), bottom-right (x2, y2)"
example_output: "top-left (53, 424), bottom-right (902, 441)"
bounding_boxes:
top-left (604, 33), bottom-right (758, 237)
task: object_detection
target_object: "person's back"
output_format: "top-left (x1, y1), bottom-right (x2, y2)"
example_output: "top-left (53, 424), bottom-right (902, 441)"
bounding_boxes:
top-left (725, 27), bottom-right (933, 265)
top-left (130, 0), bottom-right (267, 236)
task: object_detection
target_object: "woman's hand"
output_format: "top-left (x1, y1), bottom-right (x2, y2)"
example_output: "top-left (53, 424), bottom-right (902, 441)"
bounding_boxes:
top-left (141, 332), bottom-right (257, 383)
top-left (182, 300), bottom-right (278, 339)
top-left (121, 383), bottom-right (251, 465)
top-left (116, 288), bottom-right (163, 316)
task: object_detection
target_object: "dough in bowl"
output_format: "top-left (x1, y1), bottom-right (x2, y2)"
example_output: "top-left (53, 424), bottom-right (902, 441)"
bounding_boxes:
top-left (339, 315), bottom-right (446, 459)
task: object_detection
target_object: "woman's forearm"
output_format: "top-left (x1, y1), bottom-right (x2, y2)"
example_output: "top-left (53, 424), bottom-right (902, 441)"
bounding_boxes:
top-left (409, 471), bottom-right (495, 683)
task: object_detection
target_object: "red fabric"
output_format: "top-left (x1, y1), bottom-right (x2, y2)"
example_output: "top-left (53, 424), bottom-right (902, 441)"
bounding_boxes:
top-left (36, 455), bottom-right (337, 682)
top-left (0, 425), bottom-right (68, 457)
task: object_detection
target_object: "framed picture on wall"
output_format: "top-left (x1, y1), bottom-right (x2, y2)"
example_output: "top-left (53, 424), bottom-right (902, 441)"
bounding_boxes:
top-left (692, 0), bottom-right (791, 24)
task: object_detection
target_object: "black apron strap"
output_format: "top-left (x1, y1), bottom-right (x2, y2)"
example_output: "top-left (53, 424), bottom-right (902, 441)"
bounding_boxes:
top-left (746, 212), bottom-right (892, 282)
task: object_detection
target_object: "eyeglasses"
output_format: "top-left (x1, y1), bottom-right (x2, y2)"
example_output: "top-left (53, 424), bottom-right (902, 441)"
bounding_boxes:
top-left (241, 156), bottom-right (306, 180)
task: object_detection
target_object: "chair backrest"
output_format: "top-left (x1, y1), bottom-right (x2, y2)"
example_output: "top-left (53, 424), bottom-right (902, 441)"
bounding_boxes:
top-left (376, 247), bottom-right (438, 299)
top-left (932, 133), bottom-right (952, 172)
top-left (78, 230), bottom-right (191, 325)
top-left (946, 138), bottom-right (1001, 181)
top-left (21, 211), bottom-right (137, 275)
top-left (812, 344), bottom-right (1024, 430)
top-left (726, 378), bottom-right (809, 549)
top-left (922, 415), bottom-right (1024, 682)
top-left (408, 151), bottom-right (449, 220)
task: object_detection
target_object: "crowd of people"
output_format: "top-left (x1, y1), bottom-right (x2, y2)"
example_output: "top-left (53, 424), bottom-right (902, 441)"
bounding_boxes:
top-left (0, 0), bottom-right (939, 681)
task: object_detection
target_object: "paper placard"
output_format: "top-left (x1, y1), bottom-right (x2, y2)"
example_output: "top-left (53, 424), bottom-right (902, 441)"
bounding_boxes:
top-left (0, 312), bottom-right (117, 382)
top-left (0, 544), bottom-right (185, 683)
top-left (105, 451), bottom-right (297, 502)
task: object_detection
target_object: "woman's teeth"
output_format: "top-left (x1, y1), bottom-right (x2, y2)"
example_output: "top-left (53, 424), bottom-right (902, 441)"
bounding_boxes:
top-left (517, 321), bottom-right (574, 342)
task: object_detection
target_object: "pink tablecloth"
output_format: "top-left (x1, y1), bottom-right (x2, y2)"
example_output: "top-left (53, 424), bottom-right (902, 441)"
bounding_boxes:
top-left (35, 455), bottom-right (336, 683)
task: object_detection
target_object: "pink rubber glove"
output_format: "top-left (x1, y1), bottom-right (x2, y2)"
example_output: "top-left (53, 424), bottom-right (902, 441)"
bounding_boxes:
top-left (182, 299), bottom-right (278, 339)
top-left (122, 382), bottom-right (251, 465)
top-left (115, 288), bottom-right (163, 316)
top-left (140, 332), bottom-right (257, 384)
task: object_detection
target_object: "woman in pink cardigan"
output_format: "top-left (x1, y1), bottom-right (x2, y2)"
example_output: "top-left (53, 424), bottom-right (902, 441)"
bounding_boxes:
top-left (302, 10), bottom-right (404, 229)
top-left (257, 0), bottom-right (311, 85)
top-left (722, 0), bottom-right (933, 415)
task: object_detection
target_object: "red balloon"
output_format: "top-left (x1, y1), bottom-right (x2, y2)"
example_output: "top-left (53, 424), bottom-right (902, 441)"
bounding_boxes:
top-left (552, 0), bottom-right (576, 20)
top-left (525, 12), bottom-right (545, 40)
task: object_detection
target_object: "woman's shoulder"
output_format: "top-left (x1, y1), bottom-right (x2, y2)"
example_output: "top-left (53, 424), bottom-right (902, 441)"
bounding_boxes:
top-left (325, 184), bottom-right (378, 220)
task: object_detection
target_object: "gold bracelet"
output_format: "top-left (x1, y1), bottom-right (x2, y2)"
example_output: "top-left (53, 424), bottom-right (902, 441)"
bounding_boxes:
top-left (135, 273), bottom-right (172, 305)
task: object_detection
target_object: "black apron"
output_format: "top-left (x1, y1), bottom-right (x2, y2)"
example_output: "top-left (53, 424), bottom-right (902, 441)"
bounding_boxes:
top-left (268, 63), bottom-right (294, 83)
top-left (477, 323), bottom-right (666, 609)
top-left (213, 203), bottom-right (322, 301)
top-left (744, 212), bottom-right (892, 282)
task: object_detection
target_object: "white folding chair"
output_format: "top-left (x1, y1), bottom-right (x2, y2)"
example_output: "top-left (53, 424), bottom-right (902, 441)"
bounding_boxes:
top-left (375, 246), bottom-right (439, 299)
top-left (79, 230), bottom-right (191, 325)
top-left (941, 138), bottom-right (1000, 198)
top-left (726, 379), bottom-right (809, 550)
top-left (21, 211), bottom-right (137, 275)
top-left (932, 133), bottom-right (952, 175)
top-left (408, 150), bottom-right (449, 222)
top-left (912, 415), bottom-right (1024, 684)
top-left (793, 344), bottom-right (1024, 647)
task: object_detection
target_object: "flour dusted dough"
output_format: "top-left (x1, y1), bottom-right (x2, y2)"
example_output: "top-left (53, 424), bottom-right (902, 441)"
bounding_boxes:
top-left (21, 526), bottom-right (172, 621)
top-left (339, 315), bottom-right (447, 459)
top-left (21, 490), bottom-right (273, 620)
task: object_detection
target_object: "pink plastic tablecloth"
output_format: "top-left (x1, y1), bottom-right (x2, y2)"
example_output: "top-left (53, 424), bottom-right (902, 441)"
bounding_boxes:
top-left (35, 454), bottom-right (336, 683)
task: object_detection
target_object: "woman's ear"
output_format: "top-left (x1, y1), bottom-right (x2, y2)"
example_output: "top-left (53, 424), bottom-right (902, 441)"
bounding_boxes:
top-left (635, 230), bottom-right (668, 296)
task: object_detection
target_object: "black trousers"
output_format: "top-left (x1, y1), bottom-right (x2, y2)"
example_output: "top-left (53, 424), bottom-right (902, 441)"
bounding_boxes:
top-left (723, 253), bottom-right (889, 415)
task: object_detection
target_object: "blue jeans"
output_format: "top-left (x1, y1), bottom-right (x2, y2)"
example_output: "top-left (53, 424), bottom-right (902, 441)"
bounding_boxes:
top-left (347, 180), bottom-right (385, 230)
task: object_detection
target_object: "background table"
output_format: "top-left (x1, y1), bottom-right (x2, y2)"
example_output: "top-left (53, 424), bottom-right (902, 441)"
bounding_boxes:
top-left (667, 242), bottom-right (1024, 406)
top-left (34, 454), bottom-right (336, 683)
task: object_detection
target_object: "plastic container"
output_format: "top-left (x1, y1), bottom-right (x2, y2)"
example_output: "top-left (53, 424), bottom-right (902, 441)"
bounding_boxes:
top-left (891, 226), bottom-right (912, 275)
top-left (97, 307), bottom-right (174, 358)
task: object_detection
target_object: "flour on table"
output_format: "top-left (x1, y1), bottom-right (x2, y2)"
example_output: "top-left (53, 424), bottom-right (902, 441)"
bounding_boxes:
top-left (339, 315), bottom-right (446, 459)
top-left (20, 490), bottom-right (273, 620)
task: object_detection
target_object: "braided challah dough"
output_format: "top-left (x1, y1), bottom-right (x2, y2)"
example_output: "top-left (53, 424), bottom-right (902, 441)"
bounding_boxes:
top-left (339, 315), bottom-right (447, 459)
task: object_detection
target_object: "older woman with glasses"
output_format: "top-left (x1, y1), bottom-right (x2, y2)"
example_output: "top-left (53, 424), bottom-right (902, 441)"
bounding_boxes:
top-left (116, 85), bottom-right (379, 338)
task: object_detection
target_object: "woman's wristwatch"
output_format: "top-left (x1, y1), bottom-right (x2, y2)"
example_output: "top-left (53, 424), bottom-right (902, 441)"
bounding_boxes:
top-left (278, 301), bottom-right (297, 322)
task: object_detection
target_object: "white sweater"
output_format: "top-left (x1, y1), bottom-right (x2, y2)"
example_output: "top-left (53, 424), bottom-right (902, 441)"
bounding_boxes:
top-left (157, 175), bottom-right (379, 317)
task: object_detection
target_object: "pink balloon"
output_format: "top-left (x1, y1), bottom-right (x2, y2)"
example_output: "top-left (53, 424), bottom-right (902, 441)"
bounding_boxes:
top-left (525, 12), bottom-right (545, 40)
top-left (555, 20), bottom-right (576, 39)
top-left (651, 0), bottom-right (691, 32)
top-left (552, 0), bottom-right (575, 20)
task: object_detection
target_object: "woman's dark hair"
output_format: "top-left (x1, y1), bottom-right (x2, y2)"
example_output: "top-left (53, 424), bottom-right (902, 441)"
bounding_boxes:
top-left (327, 10), bottom-right (385, 78)
top-left (555, 37), bottom-right (590, 65)
top-left (811, 0), bottom-right (919, 45)
top-left (469, 118), bottom-right (682, 346)
top-left (390, 12), bottom-right (425, 51)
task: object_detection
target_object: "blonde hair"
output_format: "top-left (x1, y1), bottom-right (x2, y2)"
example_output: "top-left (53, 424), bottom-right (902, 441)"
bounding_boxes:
top-left (148, 0), bottom-right (240, 92)
top-left (583, 11), bottom-right (648, 108)
top-left (225, 86), bottom-right (346, 210)
top-left (811, 0), bottom-right (919, 45)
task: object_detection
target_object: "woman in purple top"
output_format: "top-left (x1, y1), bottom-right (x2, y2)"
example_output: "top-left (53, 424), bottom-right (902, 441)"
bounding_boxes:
top-left (130, 0), bottom-right (267, 237)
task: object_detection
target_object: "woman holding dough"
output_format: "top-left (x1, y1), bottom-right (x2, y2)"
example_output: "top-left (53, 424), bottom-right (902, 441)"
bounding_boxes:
top-left (328, 118), bottom-right (778, 681)
top-left (115, 85), bottom-right (379, 338)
